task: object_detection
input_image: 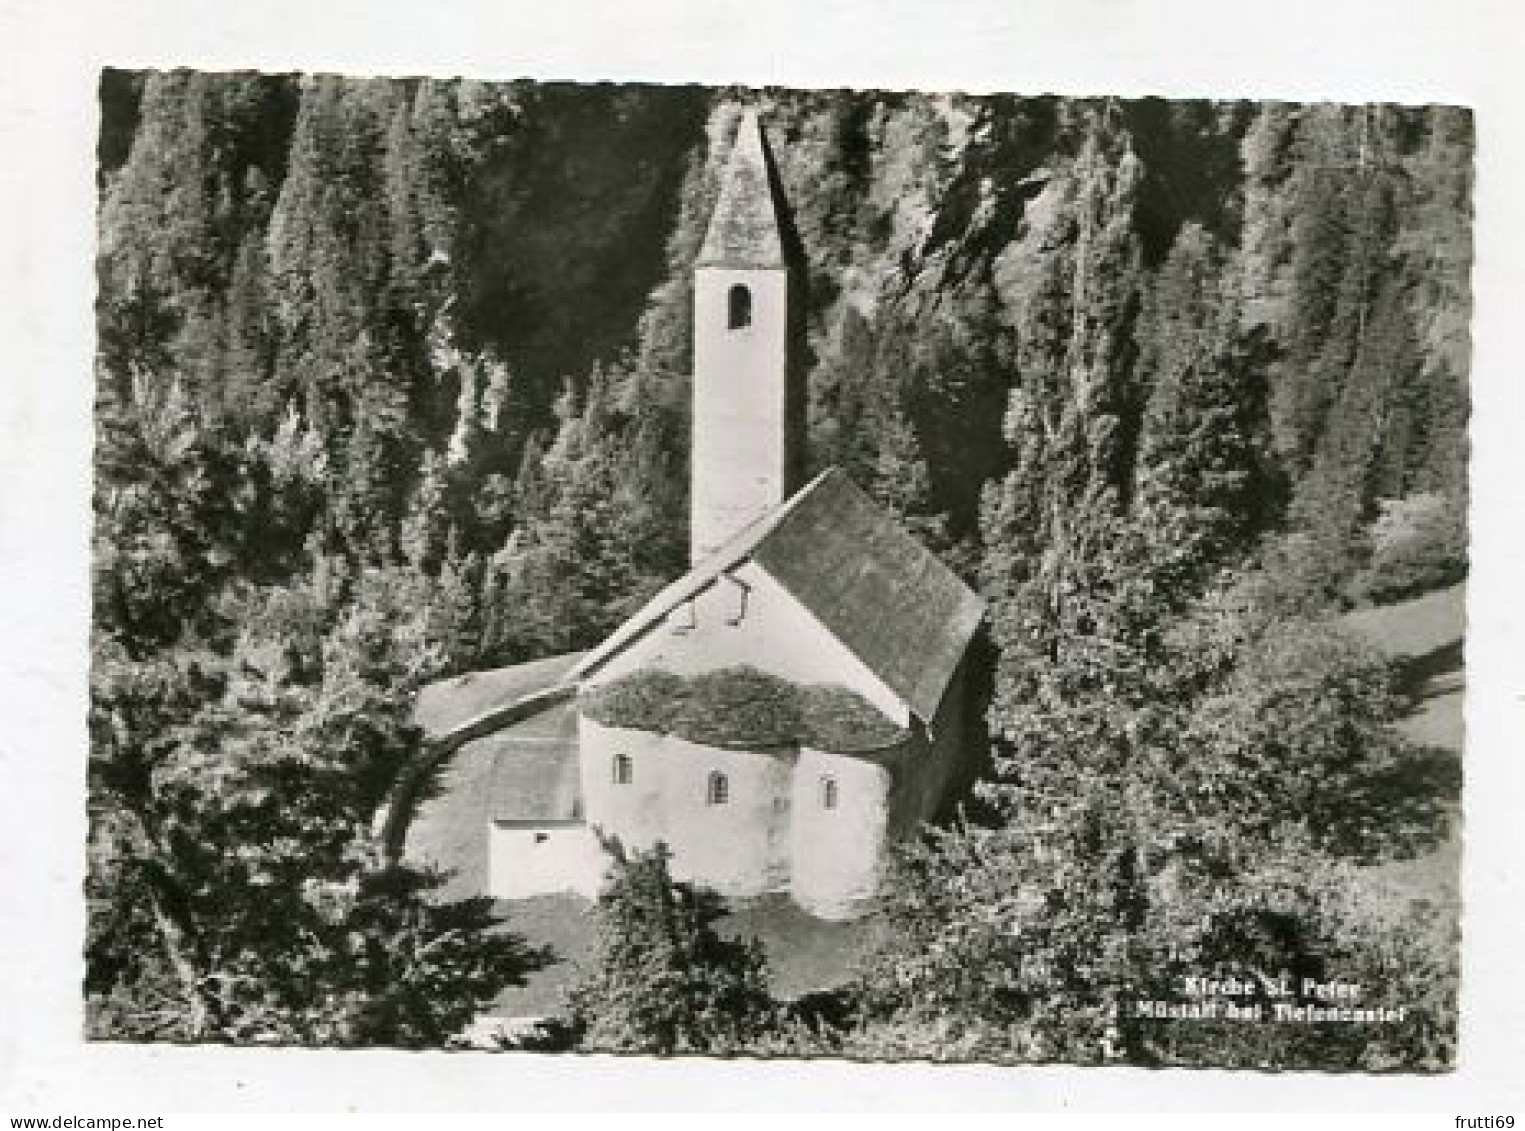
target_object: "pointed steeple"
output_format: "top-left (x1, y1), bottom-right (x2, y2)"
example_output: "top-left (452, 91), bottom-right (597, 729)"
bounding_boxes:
top-left (688, 106), bottom-right (797, 565)
top-left (696, 108), bottom-right (786, 269)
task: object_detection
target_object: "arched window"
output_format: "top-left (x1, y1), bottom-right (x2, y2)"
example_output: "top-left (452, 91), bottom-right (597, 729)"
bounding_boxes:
top-left (727, 284), bottom-right (752, 329)
top-left (706, 770), bottom-right (730, 806)
top-left (821, 776), bottom-right (839, 810)
top-left (612, 752), bottom-right (633, 786)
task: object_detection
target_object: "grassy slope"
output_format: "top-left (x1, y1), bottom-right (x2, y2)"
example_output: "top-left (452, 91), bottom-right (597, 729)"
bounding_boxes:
top-left (1344, 583), bottom-right (1466, 754)
top-left (1341, 582), bottom-right (1466, 925)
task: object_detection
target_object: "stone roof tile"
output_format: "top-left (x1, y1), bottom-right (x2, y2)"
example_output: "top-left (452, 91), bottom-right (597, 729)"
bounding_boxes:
top-left (752, 471), bottom-right (984, 722)
top-left (482, 699), bottom-right (583, 824)
top-left (696, 108), bottom-right (786, 269)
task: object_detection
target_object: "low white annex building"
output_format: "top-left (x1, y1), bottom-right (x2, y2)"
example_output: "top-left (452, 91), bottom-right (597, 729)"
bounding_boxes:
top-left (405, 108), bottom-right (984, 920)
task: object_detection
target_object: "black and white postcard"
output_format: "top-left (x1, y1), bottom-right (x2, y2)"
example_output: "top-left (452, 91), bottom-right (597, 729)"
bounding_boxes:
top-left (3, 0), bottom-right (1522, 1116)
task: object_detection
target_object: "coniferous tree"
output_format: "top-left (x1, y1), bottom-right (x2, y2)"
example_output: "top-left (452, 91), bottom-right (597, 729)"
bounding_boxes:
top-left (1133, 227), bottom-right (1276, 601)
top-left (88, 564), bottom-right (542, 1044)
top-left (567, 841), bottom-right (775, 1055)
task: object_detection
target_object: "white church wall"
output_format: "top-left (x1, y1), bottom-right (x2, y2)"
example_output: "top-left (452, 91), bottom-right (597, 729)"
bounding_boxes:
top-left (788, 663), bottom-right (970, 918)
top-left (488, 821), bottom-right (604, 900)
top-left (789, 744), bottom-right (899, 920)
top-left (576, 722), bottom-right (793, 896)
top-left (579, 720), bottom-right (666, 851)
top-left (656, 734), bottom-right (794, 897)
top-left (579, 718), bottom-right (794, 898)
top-left (581, 561), bottom-right (911, 726)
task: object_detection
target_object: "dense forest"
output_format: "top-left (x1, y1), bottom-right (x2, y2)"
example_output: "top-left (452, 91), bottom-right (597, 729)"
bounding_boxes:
top-left (89, 71), bottom-right (1470, 1065)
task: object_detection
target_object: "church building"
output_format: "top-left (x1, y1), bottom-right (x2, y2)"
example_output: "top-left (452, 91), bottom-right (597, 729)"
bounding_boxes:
top-left (405, 109), bottom-right (985, 920)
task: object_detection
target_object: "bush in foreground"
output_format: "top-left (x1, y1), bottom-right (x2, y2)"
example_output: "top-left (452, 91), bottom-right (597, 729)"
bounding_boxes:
top-left (565, 838), bottom-right (777, 1055)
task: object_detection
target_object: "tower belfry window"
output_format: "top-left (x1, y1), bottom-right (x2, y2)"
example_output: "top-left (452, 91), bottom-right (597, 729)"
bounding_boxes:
top-left (821, 777), bottom-right (839, 810)
top-left (706, 771), bottom-right (730, 806)
top-left (727, 284), bottom-right (752, 329)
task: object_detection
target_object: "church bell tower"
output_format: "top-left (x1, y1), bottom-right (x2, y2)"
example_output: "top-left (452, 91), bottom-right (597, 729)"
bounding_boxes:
top-left (690, 108), bottom-right (796, 565)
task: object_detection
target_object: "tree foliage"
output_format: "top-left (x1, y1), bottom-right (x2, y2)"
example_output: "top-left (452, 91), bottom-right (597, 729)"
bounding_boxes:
top-left (567, 841), bottom-right (776, 1055)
